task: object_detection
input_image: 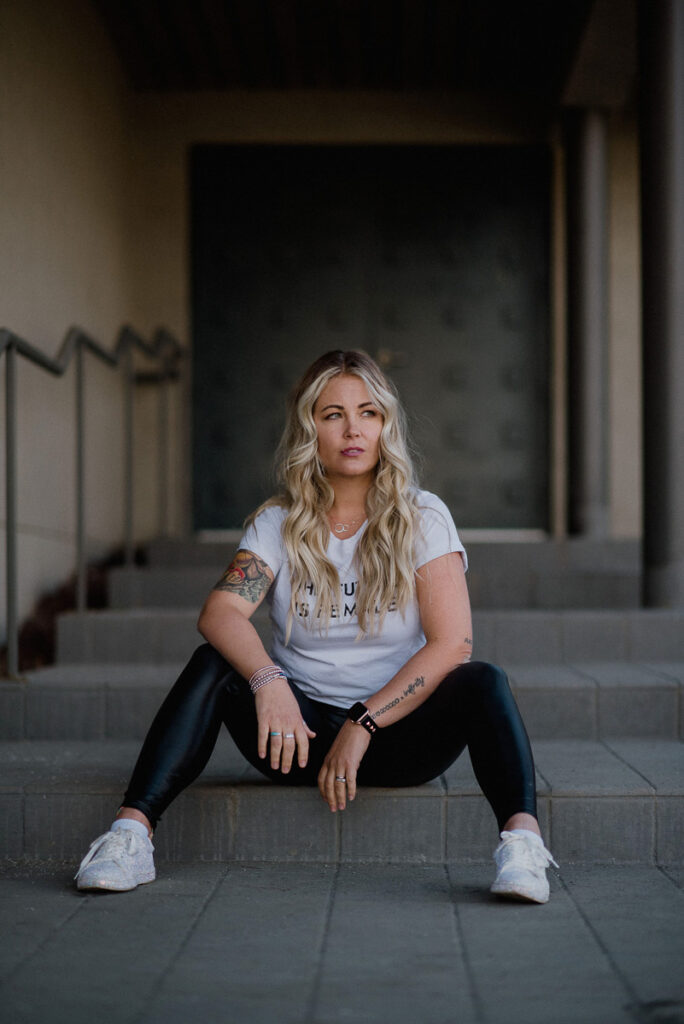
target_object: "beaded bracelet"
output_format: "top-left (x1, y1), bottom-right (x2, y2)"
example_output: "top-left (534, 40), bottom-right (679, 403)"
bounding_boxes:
top-left (248, 664), bottom-right (287, 694)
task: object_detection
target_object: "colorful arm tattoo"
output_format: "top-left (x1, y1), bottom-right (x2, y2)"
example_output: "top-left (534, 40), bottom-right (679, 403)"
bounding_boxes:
top-left (212, 550), bottom-right (272, 604)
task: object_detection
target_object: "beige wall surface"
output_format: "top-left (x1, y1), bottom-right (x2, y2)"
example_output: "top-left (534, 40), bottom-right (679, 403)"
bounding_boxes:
top-left (0, 0), bottom-right (184, 643)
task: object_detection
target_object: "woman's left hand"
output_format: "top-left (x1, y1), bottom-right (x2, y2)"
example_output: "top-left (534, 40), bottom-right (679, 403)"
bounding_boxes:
top-left (318, 721), bottom-right (371, 811)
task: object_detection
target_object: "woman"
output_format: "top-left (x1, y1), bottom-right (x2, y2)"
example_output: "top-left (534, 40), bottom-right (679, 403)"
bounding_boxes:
top-left (75, 349), bottom-right (557, 902)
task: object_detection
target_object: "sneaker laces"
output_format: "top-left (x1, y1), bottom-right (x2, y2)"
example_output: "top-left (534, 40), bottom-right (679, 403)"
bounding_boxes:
top-left (496, 831), bottom-right (559, 870)
top-left (74, 829), bottom-right (144, 880)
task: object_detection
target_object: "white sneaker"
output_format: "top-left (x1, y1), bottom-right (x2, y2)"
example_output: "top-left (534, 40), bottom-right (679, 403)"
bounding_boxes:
top-left (75, 828), bottom-right (156, 892)
top-left (490, 830), bottom-right (558, 904)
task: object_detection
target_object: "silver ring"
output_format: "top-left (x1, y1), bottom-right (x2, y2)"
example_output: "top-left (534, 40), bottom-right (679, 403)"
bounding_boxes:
top-left (270, 731), bottom-right (281, 737)
top-left (284, 732), bottom-right (295, 739)
top-left (335, 776), bottom-right (347, 783)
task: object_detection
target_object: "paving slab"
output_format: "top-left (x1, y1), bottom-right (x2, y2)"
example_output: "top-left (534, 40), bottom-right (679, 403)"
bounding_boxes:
top-left (0, 862), bottom-right (682, 1024)
top-left (560, 865), bottom-right (684, 1015)
top-left (314, 863), bottom-right (476, 1024)
top-left (449, 864), bottom-right (635, 1024)
top-left (661, 864), bottom-right (684, 889)
top-left (137, 863), bottom-right (334, 1024)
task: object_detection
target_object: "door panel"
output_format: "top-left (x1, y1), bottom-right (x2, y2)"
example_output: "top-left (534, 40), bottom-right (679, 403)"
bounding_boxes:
top-left (191, 146), bottom-right (549, 529)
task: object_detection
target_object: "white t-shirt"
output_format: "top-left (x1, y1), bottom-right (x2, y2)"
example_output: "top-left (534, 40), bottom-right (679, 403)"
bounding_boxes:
top-left (237, 490), bottom-right (467, 708)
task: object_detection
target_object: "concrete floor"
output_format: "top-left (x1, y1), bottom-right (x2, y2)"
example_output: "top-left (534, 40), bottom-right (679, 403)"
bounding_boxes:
top-left (1, 860), bottom-right (682, 1024)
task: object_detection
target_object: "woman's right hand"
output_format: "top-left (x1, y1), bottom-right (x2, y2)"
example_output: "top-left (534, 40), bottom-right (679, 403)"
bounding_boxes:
top-left (254, 679), bottom-right (316, 774)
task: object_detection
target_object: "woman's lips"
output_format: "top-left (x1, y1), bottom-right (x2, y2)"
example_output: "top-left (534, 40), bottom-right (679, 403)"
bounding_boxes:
top-left (341, 447), bottom-right (364, 456)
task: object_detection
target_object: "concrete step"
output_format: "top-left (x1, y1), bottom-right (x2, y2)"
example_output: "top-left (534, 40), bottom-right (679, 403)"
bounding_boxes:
top-left (110, 563), bottom-right (641, 610)
top-left (2, 661), bottom-right (682, 743)
top-left (56, 607), bottom-right (684, 665)
top-left (120, 534), bottom-right (643, 610)
top-left (146, 535), bottom-right (641, 572)
top-left (1, 737), bottom-right (681, 864)
top-left (147, 537), bottom-right (241, 567)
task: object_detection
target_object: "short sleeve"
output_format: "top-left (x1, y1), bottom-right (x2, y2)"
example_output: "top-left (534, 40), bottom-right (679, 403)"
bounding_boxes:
top-left (413, 493), bottom-right (468, 572)
top-left (237, 506), bottom-right (287, 577)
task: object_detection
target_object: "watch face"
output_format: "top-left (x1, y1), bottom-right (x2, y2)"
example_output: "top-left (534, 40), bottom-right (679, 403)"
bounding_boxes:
top-left (349, 702), bottom-right (367, 722)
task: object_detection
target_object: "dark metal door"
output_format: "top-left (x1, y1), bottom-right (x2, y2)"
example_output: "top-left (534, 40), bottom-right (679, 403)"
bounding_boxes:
top-left (191, 146), bottom-right (549, 530)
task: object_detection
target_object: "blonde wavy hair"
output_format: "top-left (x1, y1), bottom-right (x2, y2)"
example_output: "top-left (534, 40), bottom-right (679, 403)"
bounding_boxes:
top-left (247, 350), bottom-right (420, 639)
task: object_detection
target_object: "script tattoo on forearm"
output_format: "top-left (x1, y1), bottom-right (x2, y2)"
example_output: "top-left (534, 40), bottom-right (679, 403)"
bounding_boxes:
top-left (212, 550), bottom-right (271, 603)
top-left (371, 675), bottom-right (426, 720)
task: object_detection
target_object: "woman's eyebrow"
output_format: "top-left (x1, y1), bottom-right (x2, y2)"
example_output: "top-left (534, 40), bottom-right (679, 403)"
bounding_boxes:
top-left (320, 401), bottom-right (376, 412)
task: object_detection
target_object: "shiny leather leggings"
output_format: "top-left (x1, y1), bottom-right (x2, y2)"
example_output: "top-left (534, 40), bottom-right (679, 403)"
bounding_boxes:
top-left (123, 643), bottom-right (537, 830)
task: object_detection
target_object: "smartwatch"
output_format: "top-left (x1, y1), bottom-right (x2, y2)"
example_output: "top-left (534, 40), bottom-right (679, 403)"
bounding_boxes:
top-left (347, 701), bottom-right (378, 735)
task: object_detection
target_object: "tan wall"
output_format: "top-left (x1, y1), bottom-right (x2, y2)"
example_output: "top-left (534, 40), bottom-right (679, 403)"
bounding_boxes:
top-left (0, 0), bottom-right (185, 642)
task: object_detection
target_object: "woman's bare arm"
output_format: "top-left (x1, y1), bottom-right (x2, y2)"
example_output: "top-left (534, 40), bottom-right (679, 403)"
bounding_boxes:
top-left (197, 548), bottom-right (316, 772)
top-left (363, 551), bottom-right (472, 726)
top-left (197, 549), bottom-right (276, 679)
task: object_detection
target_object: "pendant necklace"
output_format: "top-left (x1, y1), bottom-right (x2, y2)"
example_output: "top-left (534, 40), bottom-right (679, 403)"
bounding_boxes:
top-left (330, 515), bottom-right (364, 535)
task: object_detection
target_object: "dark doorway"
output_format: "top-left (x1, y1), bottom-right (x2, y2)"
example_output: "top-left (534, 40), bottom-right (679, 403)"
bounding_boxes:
top-left (191, 145), bottom-right (550, 530)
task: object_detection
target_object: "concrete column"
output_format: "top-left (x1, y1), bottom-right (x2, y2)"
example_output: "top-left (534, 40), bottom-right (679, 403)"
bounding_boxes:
top-left (640, 0), bottom-right (684, 606)
top-left (565, 109), bottom-right (610, 536)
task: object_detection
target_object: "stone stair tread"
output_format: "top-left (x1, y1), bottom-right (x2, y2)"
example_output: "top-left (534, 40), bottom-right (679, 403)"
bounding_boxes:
top-left (3, 660), bottom-right (682, 744)
top-left (601, 738), bottom-right (684, 795)
top-left (508, 661), bottom-right (684, 688)
top-left (21, 663), bottom-right (187, 686)
top-left (56, 608), bottom-right (684, 666)
top-left (17, 659), bottom-right (683, 689)
top-left (2, 736), bottom-right (681, 797)
top-left (2, 737), bottom-right (681, 864)
top-left (0, 735), bottom-right (249, 793)
top-left (110, 558), bottom-right (642, 610)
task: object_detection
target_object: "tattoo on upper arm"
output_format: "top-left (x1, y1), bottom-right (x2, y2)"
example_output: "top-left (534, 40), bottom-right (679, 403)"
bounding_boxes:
top-left (212, 550), bottom-right (272, 603)
top-left (464, 636), bottom-right (472, 646)
top-left (371, 675), bottom-right (425, 720)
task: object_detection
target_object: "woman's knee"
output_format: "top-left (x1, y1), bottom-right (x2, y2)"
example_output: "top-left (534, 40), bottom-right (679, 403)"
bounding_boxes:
top-left (441, 660), bottom-right (512, 704)
top-left (180, 643), bottom-right (233, 692)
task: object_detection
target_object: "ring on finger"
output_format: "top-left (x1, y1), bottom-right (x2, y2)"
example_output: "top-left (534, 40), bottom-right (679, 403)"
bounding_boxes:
top-left (270, 731), bottom-right (281, 737)
top-left (284, 732), bottom-right (295, 739)
top-left (335, 776), bottom-right (347, 783)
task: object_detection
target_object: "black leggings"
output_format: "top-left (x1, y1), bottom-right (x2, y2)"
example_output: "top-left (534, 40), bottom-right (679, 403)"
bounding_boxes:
top-left (123, 644), bottom-right (537, 831)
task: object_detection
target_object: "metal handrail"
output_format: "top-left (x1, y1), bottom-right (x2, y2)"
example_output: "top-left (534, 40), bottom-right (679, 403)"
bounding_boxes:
top-left (1, 324), bottom-right (184, 680)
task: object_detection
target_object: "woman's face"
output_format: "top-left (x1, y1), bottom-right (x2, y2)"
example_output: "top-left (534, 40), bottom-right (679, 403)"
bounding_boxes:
top-left (313, 374), bottom-right (384, 484)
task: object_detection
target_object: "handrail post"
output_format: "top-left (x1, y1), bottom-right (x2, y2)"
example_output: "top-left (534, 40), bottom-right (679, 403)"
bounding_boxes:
top-left (158, 357), bottom-right (169, 537)
top-left (124, 342), bottom-right (134, 565)
top-left (75, 340), bottom-right (86, 612)
top-left (5, 343), bottom-right (20, 678)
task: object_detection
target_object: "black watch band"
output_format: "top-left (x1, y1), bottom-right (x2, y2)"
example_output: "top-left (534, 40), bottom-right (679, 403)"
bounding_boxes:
top-left (347, 701), bottom-right (378, 735)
